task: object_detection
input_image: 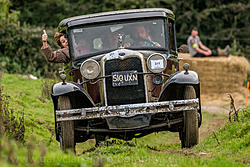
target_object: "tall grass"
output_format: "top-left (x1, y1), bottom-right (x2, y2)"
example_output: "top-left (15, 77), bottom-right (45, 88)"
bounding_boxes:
top-left (0, 72), bottom-right (25, 141)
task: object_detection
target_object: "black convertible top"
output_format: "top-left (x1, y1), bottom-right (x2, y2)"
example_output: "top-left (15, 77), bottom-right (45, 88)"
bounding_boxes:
top-left (59, 8), bottom-right (174, 28)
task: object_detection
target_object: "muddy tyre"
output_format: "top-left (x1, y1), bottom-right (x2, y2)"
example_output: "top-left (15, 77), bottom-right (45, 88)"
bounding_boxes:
top-left (58, 96), bottom-right (75, 152)
top-left (95, 135), bottom-right (106, 147)
top-left (181, 86), bottom-right (199, 148)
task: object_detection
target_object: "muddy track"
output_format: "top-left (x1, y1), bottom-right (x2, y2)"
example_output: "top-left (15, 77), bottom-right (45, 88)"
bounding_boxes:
top-left (201, 105), bottom-right (229, 133)
top-left (164, 105), bottom-right (229, 145)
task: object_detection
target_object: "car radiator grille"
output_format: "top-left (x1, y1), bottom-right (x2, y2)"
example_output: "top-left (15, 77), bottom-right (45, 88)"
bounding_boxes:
top-left (105, 57), bottom-right (146, 105)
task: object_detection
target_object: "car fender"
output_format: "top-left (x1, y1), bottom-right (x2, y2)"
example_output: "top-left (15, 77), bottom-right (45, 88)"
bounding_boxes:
top-left (51, 81), bottom-right (95, 110)
top-left (52, 81), bottom-right (95, 141)
top-left (159, 70), bottom-right (202, 126)
top-left (164, 70), bottom-right (200, 87)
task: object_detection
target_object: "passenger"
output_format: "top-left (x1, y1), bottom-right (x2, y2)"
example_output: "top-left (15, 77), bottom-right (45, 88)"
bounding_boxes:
top-left (131, 25), bottom-right (160, 47)
top-left (107, 31), bottom-right (119, 49)
top-left (41, 30), bottom-right (70, 63)
top-left (106, 29), bottom-right (130, 49)
top-left (76, 40), bottom-right (91, 55)
top-left (187, 28), bottom-right (230, 57)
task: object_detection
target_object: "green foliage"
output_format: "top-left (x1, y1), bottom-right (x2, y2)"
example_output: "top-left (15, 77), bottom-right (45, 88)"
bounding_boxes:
top-left (0, 0), bottom-right (248, 77)
top-left (0, 74), bottom-right (25, 142)
top-left (0, 0), bottom-right (62, 77)
top-left (195, 108), bottom-right (250, 163)
top-left (231, 39), bottom-right (242, 56)
top-left (0, 24), bottom-right (62, 77)
top-left (174, 2), bottom-right (250, 58)
top-left (11, 0), bottom-right (79, 27)
top-left (9, 0), bottom-right (249, 59)
top-left (0, 0), bottom-right (20, 25)
top-left (41, 79), bottom-right (56, 99)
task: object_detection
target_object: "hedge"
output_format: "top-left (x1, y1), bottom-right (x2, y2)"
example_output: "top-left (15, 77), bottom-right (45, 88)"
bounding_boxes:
top-left (0, 24), bottom-right (61, 77)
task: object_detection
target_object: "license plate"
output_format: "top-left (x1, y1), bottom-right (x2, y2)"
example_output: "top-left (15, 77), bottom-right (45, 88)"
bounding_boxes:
top-left (112, 70), bottom-right (138, 87)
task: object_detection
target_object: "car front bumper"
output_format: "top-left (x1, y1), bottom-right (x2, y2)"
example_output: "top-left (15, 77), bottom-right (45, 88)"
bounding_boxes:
top-left (56, 98), bottom-right (199, 122)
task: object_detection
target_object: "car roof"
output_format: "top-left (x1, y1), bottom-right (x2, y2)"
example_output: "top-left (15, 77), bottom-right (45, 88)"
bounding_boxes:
top-left (59, 8), bottom-right (174, 28)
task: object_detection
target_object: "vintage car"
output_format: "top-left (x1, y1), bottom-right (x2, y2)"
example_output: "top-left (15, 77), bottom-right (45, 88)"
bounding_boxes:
top-left (52, 8), bottom-right (201, 152)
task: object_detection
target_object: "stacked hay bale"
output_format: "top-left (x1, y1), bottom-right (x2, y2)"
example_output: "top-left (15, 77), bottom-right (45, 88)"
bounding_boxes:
top-left (179, 53), bottom-right (249, 96)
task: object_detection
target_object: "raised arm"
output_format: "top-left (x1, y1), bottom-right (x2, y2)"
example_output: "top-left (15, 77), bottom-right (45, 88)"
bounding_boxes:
top-left (41, 30), bottom-right (70, 63)
top-left (42, 30), bottom-right (48, 49)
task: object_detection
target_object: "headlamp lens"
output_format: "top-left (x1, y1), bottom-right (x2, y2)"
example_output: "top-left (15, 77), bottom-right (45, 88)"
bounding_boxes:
top-left (80, 59), bottom-right (100, 80)
top-left (147, 54), bottom-right (167, 73)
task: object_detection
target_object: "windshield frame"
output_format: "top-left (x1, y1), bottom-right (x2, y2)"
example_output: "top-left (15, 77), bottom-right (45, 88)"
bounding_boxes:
top-left (68, 17), bottom-right (172, 64)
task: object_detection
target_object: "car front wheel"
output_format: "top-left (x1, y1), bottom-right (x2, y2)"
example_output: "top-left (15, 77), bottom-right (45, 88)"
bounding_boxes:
top-left (58, 96), bottom-right (75, 152)
top-left (180, 85), bottom-right (199, 148)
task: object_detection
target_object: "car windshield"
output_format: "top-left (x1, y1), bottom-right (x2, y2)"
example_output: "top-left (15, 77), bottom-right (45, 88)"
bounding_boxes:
top-left (69, 18), bottom-right (166, 60)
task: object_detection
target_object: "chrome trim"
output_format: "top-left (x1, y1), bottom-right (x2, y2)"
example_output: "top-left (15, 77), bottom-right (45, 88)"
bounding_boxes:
top-left (56, 98), bottom-right (199, 121)
top-left (101, 49), bottom-right (148, 106)
top-left (147, 53), bottom-right (167, 73)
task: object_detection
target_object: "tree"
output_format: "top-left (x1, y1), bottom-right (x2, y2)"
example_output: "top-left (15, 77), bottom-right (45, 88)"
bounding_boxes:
top-left (0, 0), bottom-right (20, 25)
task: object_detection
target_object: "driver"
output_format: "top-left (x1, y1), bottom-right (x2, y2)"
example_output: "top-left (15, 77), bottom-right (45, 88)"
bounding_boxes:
top-left (131, 25), bottom-right (160, 47)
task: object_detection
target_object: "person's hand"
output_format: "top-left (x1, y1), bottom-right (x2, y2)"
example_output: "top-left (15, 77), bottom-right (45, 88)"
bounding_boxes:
top-left (124, 42), bottom-right (131, 47)
top-left (42, 30), bottom-right (48, 42)
top-left (204, 51), bottom-right (211, 56)
top-left (207, 49), bottom-right (212, 55)
top-left (204, 52), bottom-right (210, 56)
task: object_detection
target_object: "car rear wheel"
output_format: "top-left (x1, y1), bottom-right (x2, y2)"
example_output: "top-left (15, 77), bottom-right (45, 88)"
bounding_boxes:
top-left (180, 85), bottom-right (199, 148)
top-left (58, 96), bottom-right (75, 152)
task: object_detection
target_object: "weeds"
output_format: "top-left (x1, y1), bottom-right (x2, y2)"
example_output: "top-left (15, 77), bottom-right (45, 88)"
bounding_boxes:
top-left (41, 79), bottom-right (55, 100)
top-left (227, 93), bottom-right (240, 122)
top-left (212, 131), bottom-right (220, 145)
top-left (27, 140), bottom-right (35, 167)
top-left (39, 143), bottom-right (47, 167)
top-left (7, 140), bottom-right (18, 165)
top-left (0, 86), bottom-right (25, 142)
top-left (93, 157), bottom-right (106, 167)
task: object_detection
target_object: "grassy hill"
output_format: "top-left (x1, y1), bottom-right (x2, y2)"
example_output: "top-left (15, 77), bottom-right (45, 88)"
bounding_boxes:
top-left (0, 73), bottom-right (249, 167)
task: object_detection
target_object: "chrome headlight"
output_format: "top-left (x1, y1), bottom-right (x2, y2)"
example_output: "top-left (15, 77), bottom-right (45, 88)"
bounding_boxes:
top-left (147, 53), bottom-right (167, 73)
top-left (80, 59), bottom-right (100, 80)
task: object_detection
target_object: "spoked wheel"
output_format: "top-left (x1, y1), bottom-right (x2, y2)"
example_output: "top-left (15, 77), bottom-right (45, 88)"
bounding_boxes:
top-left (180, 86), bottom-right (199, 148)
top-left (58, 96), bottom-right (75, 152)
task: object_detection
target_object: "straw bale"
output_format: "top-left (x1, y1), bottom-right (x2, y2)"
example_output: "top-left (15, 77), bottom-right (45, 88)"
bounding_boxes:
top-left (178, 53), bottom-right (249, 96)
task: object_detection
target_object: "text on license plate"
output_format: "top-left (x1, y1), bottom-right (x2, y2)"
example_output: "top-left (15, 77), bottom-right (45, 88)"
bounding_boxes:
top-left (112, 71), bottom-right (138, 87)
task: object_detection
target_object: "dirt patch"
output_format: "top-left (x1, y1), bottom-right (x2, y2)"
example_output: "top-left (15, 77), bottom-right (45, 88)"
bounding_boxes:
top-left (150, 148), bottom-right (212, 158)
top-left (199, 113), bottom-right (227, 139)
top-left (165, 110), bottom-right (228, 145)
top-left (201, 91), bottom-right (247, 108)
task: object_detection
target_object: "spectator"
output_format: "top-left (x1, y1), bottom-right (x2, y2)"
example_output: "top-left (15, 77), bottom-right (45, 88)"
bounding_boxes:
top-left (187, 28), bottom-right (230, 57)
top-left (41, 30), bottom-right (70, 63)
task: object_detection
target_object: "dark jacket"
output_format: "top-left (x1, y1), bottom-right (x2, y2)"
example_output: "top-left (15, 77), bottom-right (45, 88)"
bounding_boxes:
top-left (41, 45), bottom-right (70, 63)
